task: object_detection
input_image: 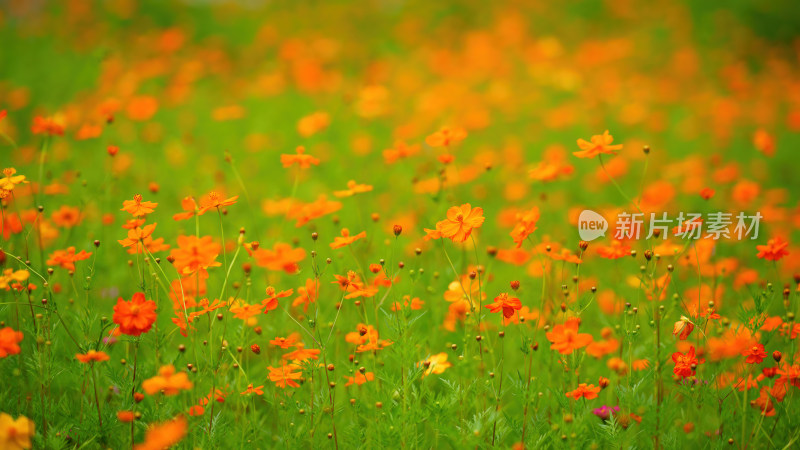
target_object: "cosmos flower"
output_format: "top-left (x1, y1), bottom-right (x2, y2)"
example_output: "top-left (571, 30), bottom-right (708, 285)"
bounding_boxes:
top-left (756, 237), bottom-right (789, 262)
top-left (267, 363), bottom-right (303, 388)
top-left (113, 292), bottom-right (157, 337)
top-left (419, 353), bottom-right (452, 377)
top-left (121, 194), bottom-right (158, 217)
top-left (565, 384), bottom-right (601, 400)
top-left (435, 204), bottom-right (485, 243)
top-left (573, 130), bottom-right (622, 159)
top-left (75, 350), bottom-right (110, 364)
top-left (546, 318), bottom-right (593, 355)
top-left (0, 412), bottom-right (34, 450)
top-left (484, 292), bottom-right (522, 319)
top-left (592, 405), bottom-right (619, 420)
top-left (0, 327), bottom-right (23, 359)
top-left (672, 346), bottom-right (704, 378)
top-left (142, 365), bottom-right (193, 396)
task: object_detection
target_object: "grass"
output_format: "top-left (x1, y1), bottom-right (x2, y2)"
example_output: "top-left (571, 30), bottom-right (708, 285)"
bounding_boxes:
top-left (1, 1), bottom-right (800, 449)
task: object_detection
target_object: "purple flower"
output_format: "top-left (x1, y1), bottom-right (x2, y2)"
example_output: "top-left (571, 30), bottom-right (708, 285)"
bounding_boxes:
top-left (592, 405), bottom-right (620, 420)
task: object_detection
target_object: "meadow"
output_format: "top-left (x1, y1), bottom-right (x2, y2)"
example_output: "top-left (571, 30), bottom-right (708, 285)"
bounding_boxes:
top-left (1, 0), bottom-right (800, 448)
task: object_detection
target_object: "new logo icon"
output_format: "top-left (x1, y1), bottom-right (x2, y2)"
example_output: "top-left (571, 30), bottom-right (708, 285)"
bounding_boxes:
top-left (578, 210), bottom-right (607, 241)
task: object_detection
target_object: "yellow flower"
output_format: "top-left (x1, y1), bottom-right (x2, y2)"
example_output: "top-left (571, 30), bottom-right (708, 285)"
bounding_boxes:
top-left (0, 269), bottom-right (29, 290)
top-left (0, 168), bottom-right (28, 192)
top-left (420, 352), bottom-right (452, 377)
top-left (0, 413), bottom-right (35, 450)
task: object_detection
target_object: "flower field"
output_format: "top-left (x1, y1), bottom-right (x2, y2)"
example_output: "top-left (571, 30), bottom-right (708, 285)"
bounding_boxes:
top-left (1, 1), bottom-right (800, 448)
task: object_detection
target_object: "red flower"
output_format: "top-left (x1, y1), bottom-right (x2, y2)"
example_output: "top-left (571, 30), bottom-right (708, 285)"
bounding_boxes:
top-left (31, 116), bottom-right (65, 136)
top-left (565, 383), bottom-right (601, 400)
top-left (0, 327), bottom-right (23, 358)
top-left (113, 292), bottom-right (157, 336)
top-left (742, 344), bottom-right (767, 364)
top-left (756, 237), bottom-right (789, 262)
top-left (672, 346), bottom-right (704, 378)
top-left (484, 293), bottom-right (522, 319)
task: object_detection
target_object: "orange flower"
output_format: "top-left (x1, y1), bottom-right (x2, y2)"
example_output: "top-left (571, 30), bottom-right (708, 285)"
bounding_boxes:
top-left (292, 278), bottom-right (318, 311)
top-left (425, 127), bottom-right (467, 148)
top-left (699, 187), bottom-right (715, 200)
top-left (330, 228), bottom-right (367, 249)
top-left (46, 247), bottom-right (92, 271)
top-left (484, 293), bottom-right (522, 319)
top-left (383, 141), bottom-right (420, 164)
top-left (356, 331), bottom-right (393, 352)
top-left (756, 237), bottom-right (789, 262)
top-left (585, 338), bottom-right (620, 358)
top-left (229, 300), bottom-right (263, 321)
top-left (287, 195), bottom-right (342, 227)
top-left (170, 235), bottom-right (222, 275)
top-left (0, 327), bottom-right (23, 358)
top-left (391, 295), bottom-right (424, 311)
top-left (240, 384), bottom-right (264, 396)
top-left (118, 223), bottom-right (157, 249)
top-left (752, 387), bottom-right (776, 417)
top-left (253, 242), bottom-right (305, 273)
top-left (126, 96), bottom-right (159, 122)
top-left (546, 318), bottom-right (593, 355)
top-left (113, 292), bottom-right (157, 337)
top-left (773, 363), bottom-right (800, 401)
top-left (75, 350), bottom-right (110, 364)
top-left (51, 205), bottom-right (82, 228)
top-left (333, 180), bottom-right (373, 198)
top-left (142, 365), bottom-right (193, 395)
top-left (753, 128), bottom-right (775, 157)
top-left (282, 346), bottom-right (321, 362)
top-left (345, 372), bottom-right (375, 387)
top-left (172, 197), bottom-right (198, 221)
top-left (510, 207), bottom-right (539, 248)
top-left (596, 240), bottom-right (630, 259)
top-left (281, 146), bottom-right (320, 169)
top-left (573, 130), bottom-right (622, 159)
top-left (267, 363), bottom-right (303, 388)
top-left (262, 286), bottom-right (294, 314)
top-left (742, 344), bottom-right (767, 364)
top-left (127, 234), bottom-right (170, 255)
top-left (297, 111), bottom-right (329, 137)
top-left (423, 227), bottom-right (442, 241)
top-left (117, 411), bottom-right (135, 422)
top-left (270, 335), bottom-right (299, 349)
top-left (197, 191), bottom-right (238, 215)
top-left (673, 317), bottom-right (694, 340)
top-left (121, 194), bottom-right (158, 217)
top-left (548, 248), bottom-right (582, 264)
top-left (435, 204), bottom-right (485, 243)
top-left (133, 415), bottom-right (187, 450)
top-left (632, 359), bottom-right (651, 371)
top-left (31, 116), bottom-right (65, 136)
top-left (565, 383), bottom-right (601, 400)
